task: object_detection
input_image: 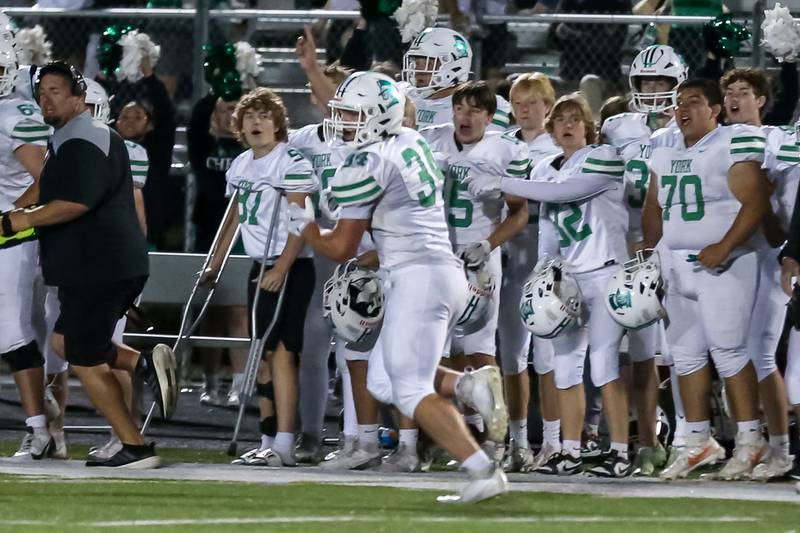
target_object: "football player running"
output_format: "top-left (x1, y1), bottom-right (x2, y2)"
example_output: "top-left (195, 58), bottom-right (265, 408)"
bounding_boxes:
top-left (642, 79), bottom-right (771, 481)
top-left (500, 72), bottom-right (561, 473)
top-left (721, 67), bottom-right (798, 480)
top-left (289, 71), bottom-right (508, 503)
top-left (465, 93), bottom-right (633, 477)
top-left (401, 27), bottom-right (511, 131)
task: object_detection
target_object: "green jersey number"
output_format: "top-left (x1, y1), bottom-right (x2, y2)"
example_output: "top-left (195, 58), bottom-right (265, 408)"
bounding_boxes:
top-left (551, 203), bottom-right (592, 247)
top-left (660, 174), bottom-right (705, 222)
top-left (626, 159), bottom-right (649, 208)
top-left (16, 104), bottom-right (36, 117)
top-left (238, 189), bottom-right (263, 225)
top-left (447, 178), bottom-right (473, 228)
top-left (401, 139), bottom-right (443, 208)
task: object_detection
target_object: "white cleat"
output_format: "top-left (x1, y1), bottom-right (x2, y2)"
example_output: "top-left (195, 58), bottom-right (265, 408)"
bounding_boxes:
top-left (456, 366), bottom-right (508, 443)
top-left (320, 443), bottom-right (381, 471)
top-left (531, 441), bottom-right (561, 471)
top-left (49, 432), bottom-right (68, 459)
top-left (378, 443), bottom-right (421, 473)
top-left (751, 452), bottom-right (794, 481)
top-left (88, 435), bottom-right (123, 461)
top-left (437, 467), bottom-right (509, 504)
top-left (502, 441), bottom-right (535, 473)
top-left (12, 430), bottom-right (52, 461)
top-left (709, 437), bottom-right (769, 481)
top-left (660, 437), bottom-right (725, 480)
top-left (245, 448), bottom-right (288, 467)
top-left (231, 447), bottom-right (262, 465)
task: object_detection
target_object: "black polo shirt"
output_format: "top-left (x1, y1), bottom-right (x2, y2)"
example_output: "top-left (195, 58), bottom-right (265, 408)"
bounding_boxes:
top-left (38, 111), bottom-right (148, 287)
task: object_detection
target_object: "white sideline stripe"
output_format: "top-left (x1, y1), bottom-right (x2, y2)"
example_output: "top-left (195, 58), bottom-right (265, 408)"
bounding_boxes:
top-left (0, 515), bottom-right (761, 528)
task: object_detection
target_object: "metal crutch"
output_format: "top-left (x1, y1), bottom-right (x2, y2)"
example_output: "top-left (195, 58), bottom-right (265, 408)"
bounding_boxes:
top-left (227, 191), bottom-right (288, 457)
top-left (141, 194), bottom-right (242, 433)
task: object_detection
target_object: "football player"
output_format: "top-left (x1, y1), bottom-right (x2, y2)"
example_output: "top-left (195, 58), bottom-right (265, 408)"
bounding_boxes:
top-left (721, 67), bottom-right (798, 480)
top-left (289, 71), bottom-right (508, 503)
top-left (642, 79), bottom-right (771, 481)
top-left (401, 27), bottom-right (511, 131)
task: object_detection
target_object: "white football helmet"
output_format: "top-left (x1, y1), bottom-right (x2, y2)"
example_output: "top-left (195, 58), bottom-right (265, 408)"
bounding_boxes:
top-left (324, 71), bottom-right (405, 148)
top-left (83, 78), bottom-right (111, 124)
top-left (0, 38), bottom-right (17, 98)
top-left (454, 263), bottom-right (496, 335)
top-left (402, 27), bottom-right (472, 98)
top-left (604, 249), bottom-right (666, 330)
top-left (322, 260), bottom-right (385, 343)
top-left (519, 259), bottom-right (581, 339)
top-left (629, 45), bottom-right (688, 113)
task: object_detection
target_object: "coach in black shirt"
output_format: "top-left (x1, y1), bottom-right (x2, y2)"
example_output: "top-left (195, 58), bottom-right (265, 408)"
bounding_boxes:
top-left (0, 62), bottom-right (176, 468)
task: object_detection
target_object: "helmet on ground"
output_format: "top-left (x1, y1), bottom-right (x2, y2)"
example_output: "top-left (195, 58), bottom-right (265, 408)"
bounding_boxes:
top-left (322, 259), bottom-right (385, 343)
top-left (519, 259), bottom-right (581, 339)
top-left (605, 249), bottom-right (666, 330)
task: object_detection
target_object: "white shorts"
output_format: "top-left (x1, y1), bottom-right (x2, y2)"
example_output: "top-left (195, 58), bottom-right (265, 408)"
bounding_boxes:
top-left (621, 324), bottom-right (658, 363)
top-left (664, 249), bottom-right (758, 379)
top-left (451, 248), bottom-right (501, 357)
top-left (746, 247), bottom-right (786, 381)
top-left (532, 336), bottom-right (554, 375)
top-left (786, 328), bottom-right (800, 406)
top-left (498, 224), bottom-right (537, 375)
top-left (551, 266), bottom-right (625, 389)
top-left (0, 241), bottom-right (38, 354)
top-left (375, 262), bottom-right (467, 418)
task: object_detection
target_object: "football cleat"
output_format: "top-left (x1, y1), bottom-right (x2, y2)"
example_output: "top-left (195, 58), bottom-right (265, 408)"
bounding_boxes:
top-left (48, 431), bottom-right (68, 460)
top-left (586, 449), bottom-right (633, 478)
top-left (502, 440), bottom-right (536, 473)
top-left (633, 443), bottom-right (667, 476)
top-left (199, 389), bottom-right (223, 407)
top-left (295, 433), bottom-right (323, 465)
top-left (321, 442), bottom-right (381, 471)
top-left (710, 436), bottom-right (769, 481)
top-left (437, 466), bottom-right (508, 504)
top-left (231, 447), bottom-right (262, 466)
top-left (455, 366), bottom-right (509, 443)
top-left (531, 442), bottom-right (561, 471)
top-left (581, 434), bottom-right (604, 459)
top-left (535, 452), bottom-right (582, 476)
top-left (751, 452), bottom-right (795, 481)
top-left (377, 443), bottom-right (421, 473)
top-left (245, 447), bottom-right (291, 467)
top-left (660, 437), bottom-right (725, 480)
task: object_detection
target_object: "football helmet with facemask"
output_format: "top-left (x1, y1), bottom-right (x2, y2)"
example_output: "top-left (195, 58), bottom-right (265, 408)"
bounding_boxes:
top-left (604, 249), bottom-right (666, 330)
top-left (519, 259), bottom-right (581, 339)
top-left (629, 45), bottom-right (688, 114)
top-left (324, 71), bottom-right (405, 148)
top-left (402, 27), bottom-right (472, 98)
top-left (322, 259), bottom-right (385, 343)
top-left (454, 262), bottom-right (496, 335)
top-left (0, 38), bottom-right (17, 98)
top-left (83, 78), bottom-right (111, 124)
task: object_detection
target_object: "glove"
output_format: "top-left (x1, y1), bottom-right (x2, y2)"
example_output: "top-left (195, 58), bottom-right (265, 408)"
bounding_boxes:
top-left (319, 187), bottom-right (341, 222)
top-left (287, 196), bottom-right (315, 236)
top-left (462, 171), bottom-right (503, 200)
top-left (460, 240), bottom-right (491, 270)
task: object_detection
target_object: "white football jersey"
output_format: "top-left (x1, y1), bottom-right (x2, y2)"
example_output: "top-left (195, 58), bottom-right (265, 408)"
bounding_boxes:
top-left (225, 143), bottom-right (317, 260)
top-left (421, 124), bottom-right (530, 246)
top-left (289, 123), bottom-right (350, 190)
top-left (649, 124), bottom-right (767, 252)
top-left (762, 125), bottom-right (799, 232)
top-left (0, 96), bottom-right (50, 210)
top-left (601, 112), bottom-right (653, 242)
top-left (506, 128), bottom-right (559, 163)
top-left (330, 127), bottom-right (457, 270)
top-left (405, 86), bottom-right (512, 132)
top-left (124, 139), bottom-right (149, 189)
top-left (533, 144), bottom-right (628, 274)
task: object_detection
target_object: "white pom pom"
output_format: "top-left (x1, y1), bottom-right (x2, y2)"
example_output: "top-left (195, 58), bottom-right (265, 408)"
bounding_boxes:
top-left (16, 25), bottom-right (52, 65)
top-left (393, 0), bottom-right (439, 43)
top-left (761, 3), bottom-right (800, 63)
top-left (234, 41), bottom-right (262, 88)
top-left (118, 30), bottom-right (160, 82)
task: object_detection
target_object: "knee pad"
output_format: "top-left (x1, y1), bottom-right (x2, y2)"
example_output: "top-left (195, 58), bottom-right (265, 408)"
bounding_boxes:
top-left (750, 352), bottom-right (778, 382)
top-left (3, 341), bottom-right (44, 372)
top-left (259, 416), bottom-right (277, 437)
top-left (554, 352), bottom-right (584, 390)
top-left (256, 381), bottom-right (274, 401)
top-left (672, 350), bottom-right (709, 377)
top-left (710, 348), bottom-right (750, 379)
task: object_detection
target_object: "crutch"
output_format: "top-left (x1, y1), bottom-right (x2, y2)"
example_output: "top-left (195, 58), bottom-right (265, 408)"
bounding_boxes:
top-left (140, 194), bottom-right (242, 433)
top-left (227, 190), bottom-right (288, 457)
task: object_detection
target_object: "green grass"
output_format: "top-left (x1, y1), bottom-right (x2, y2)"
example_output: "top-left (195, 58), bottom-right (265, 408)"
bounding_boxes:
top-left (0, 476), bottom-right (797, 532)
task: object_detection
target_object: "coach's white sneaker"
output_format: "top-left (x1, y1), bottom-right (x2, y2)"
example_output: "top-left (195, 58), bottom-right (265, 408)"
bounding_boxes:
top-left (751, 453), bottom-right (794, 481)
top-left (12, 430), bottom-right (51, 460)
top-left (456, 366), bottom-right (508, 443)
top-left (378, 443), bottom-right (421, 473)
top-left (660, 436), bottom-right (725, 480)
top-left (437, 466), bottom-right (508, 504)
top-left (89, 435), bottom-right (123, 461)
top-left (711, 436), bottom-right (770, 481)
top-left (321, 442), bottom-right (381, 471)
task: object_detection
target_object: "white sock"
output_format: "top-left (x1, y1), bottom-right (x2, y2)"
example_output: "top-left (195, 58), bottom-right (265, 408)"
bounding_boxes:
top-left (231, 373), bottom-right (244, 392)
top-left (26, 415), bottom-right (47, 434)
top-left (562, 439), bottom-right (581, 459)
top-left (358, 424), bottom-right (379, 449)
top-left (260, 434), bottom-right (274, 450)
top-left (465, 414), bottom-right (484, 433)
top-left (769, 434), bottom-right (790, 457)
top-left (610, 441), bottom-right (629, 459)
top-left (736, 419), bottom-right (761, 440)
top-left (399, 429), bottom-right (418, 449)
top-left (685, 420), bottom-right (711, 444)
top-left (273, 432), bottom-right (294, 453)
top-left (673, 414), bottom-right (687, 448)
top-left (543, 419), bottom-right (561, 449)
top-left (461, 449), bottom-right (492, 474)
top-left (509, 419), bottom-right (528, 447)
top-left (340, 367), bottom-right (357, 439)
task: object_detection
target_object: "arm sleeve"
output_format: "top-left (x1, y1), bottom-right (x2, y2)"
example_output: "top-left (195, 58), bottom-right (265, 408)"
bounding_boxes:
top-left (501, 172), bottom-right (616, 202)
top-left (764, 62), bottom-right (799, 127)
top-left (332, 151), bottom-right (384, 220)
top-left (10, 117), bottom-right (50, 150)
top-left (537, 206), bottom-right (561, 261)
top-left (129, 144), bottom-right (149, 189)
top-left (48, 141), bottom-right (111, 209)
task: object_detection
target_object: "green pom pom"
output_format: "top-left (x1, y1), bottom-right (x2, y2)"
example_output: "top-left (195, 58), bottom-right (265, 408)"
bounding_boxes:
top-left (703, 14), bottom-right (751, 59)
top-left (98, 23), bottom-right (139, 78)
top-left (203, 42), bottom-right (243, 101)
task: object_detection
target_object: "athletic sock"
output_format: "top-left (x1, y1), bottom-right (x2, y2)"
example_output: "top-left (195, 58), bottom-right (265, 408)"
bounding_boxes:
top-left (465, 414), bottom-right (485, 434)
top-left (358, 424), bottom-right (379, 450)
top-left (685, 420), bottom-right (711, 444)
top-left (461, 449), bottom-right (493, 475)
top-left (769, 434), bottom-right (790, 458)
top-left (610, 441), bottom-right (629, 460)
top-left (260, 434), bottom-right (274, 451)
top-left (273, 432), bottom-right (294, 455)
top-left (736, 419), bottom-right (761, 444)
top-left (231, 373), bottom-right (244, 393)
top-left (509, 419), bottom-right (529, 448)
top-left (543, 419), bottom-right (561, 450)
top-left (26, 415), bottom-right (47, 435)
top-left (562, 439), bottom-right (581, 459)
top-left (398, 429), bottom-right (418, 450)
